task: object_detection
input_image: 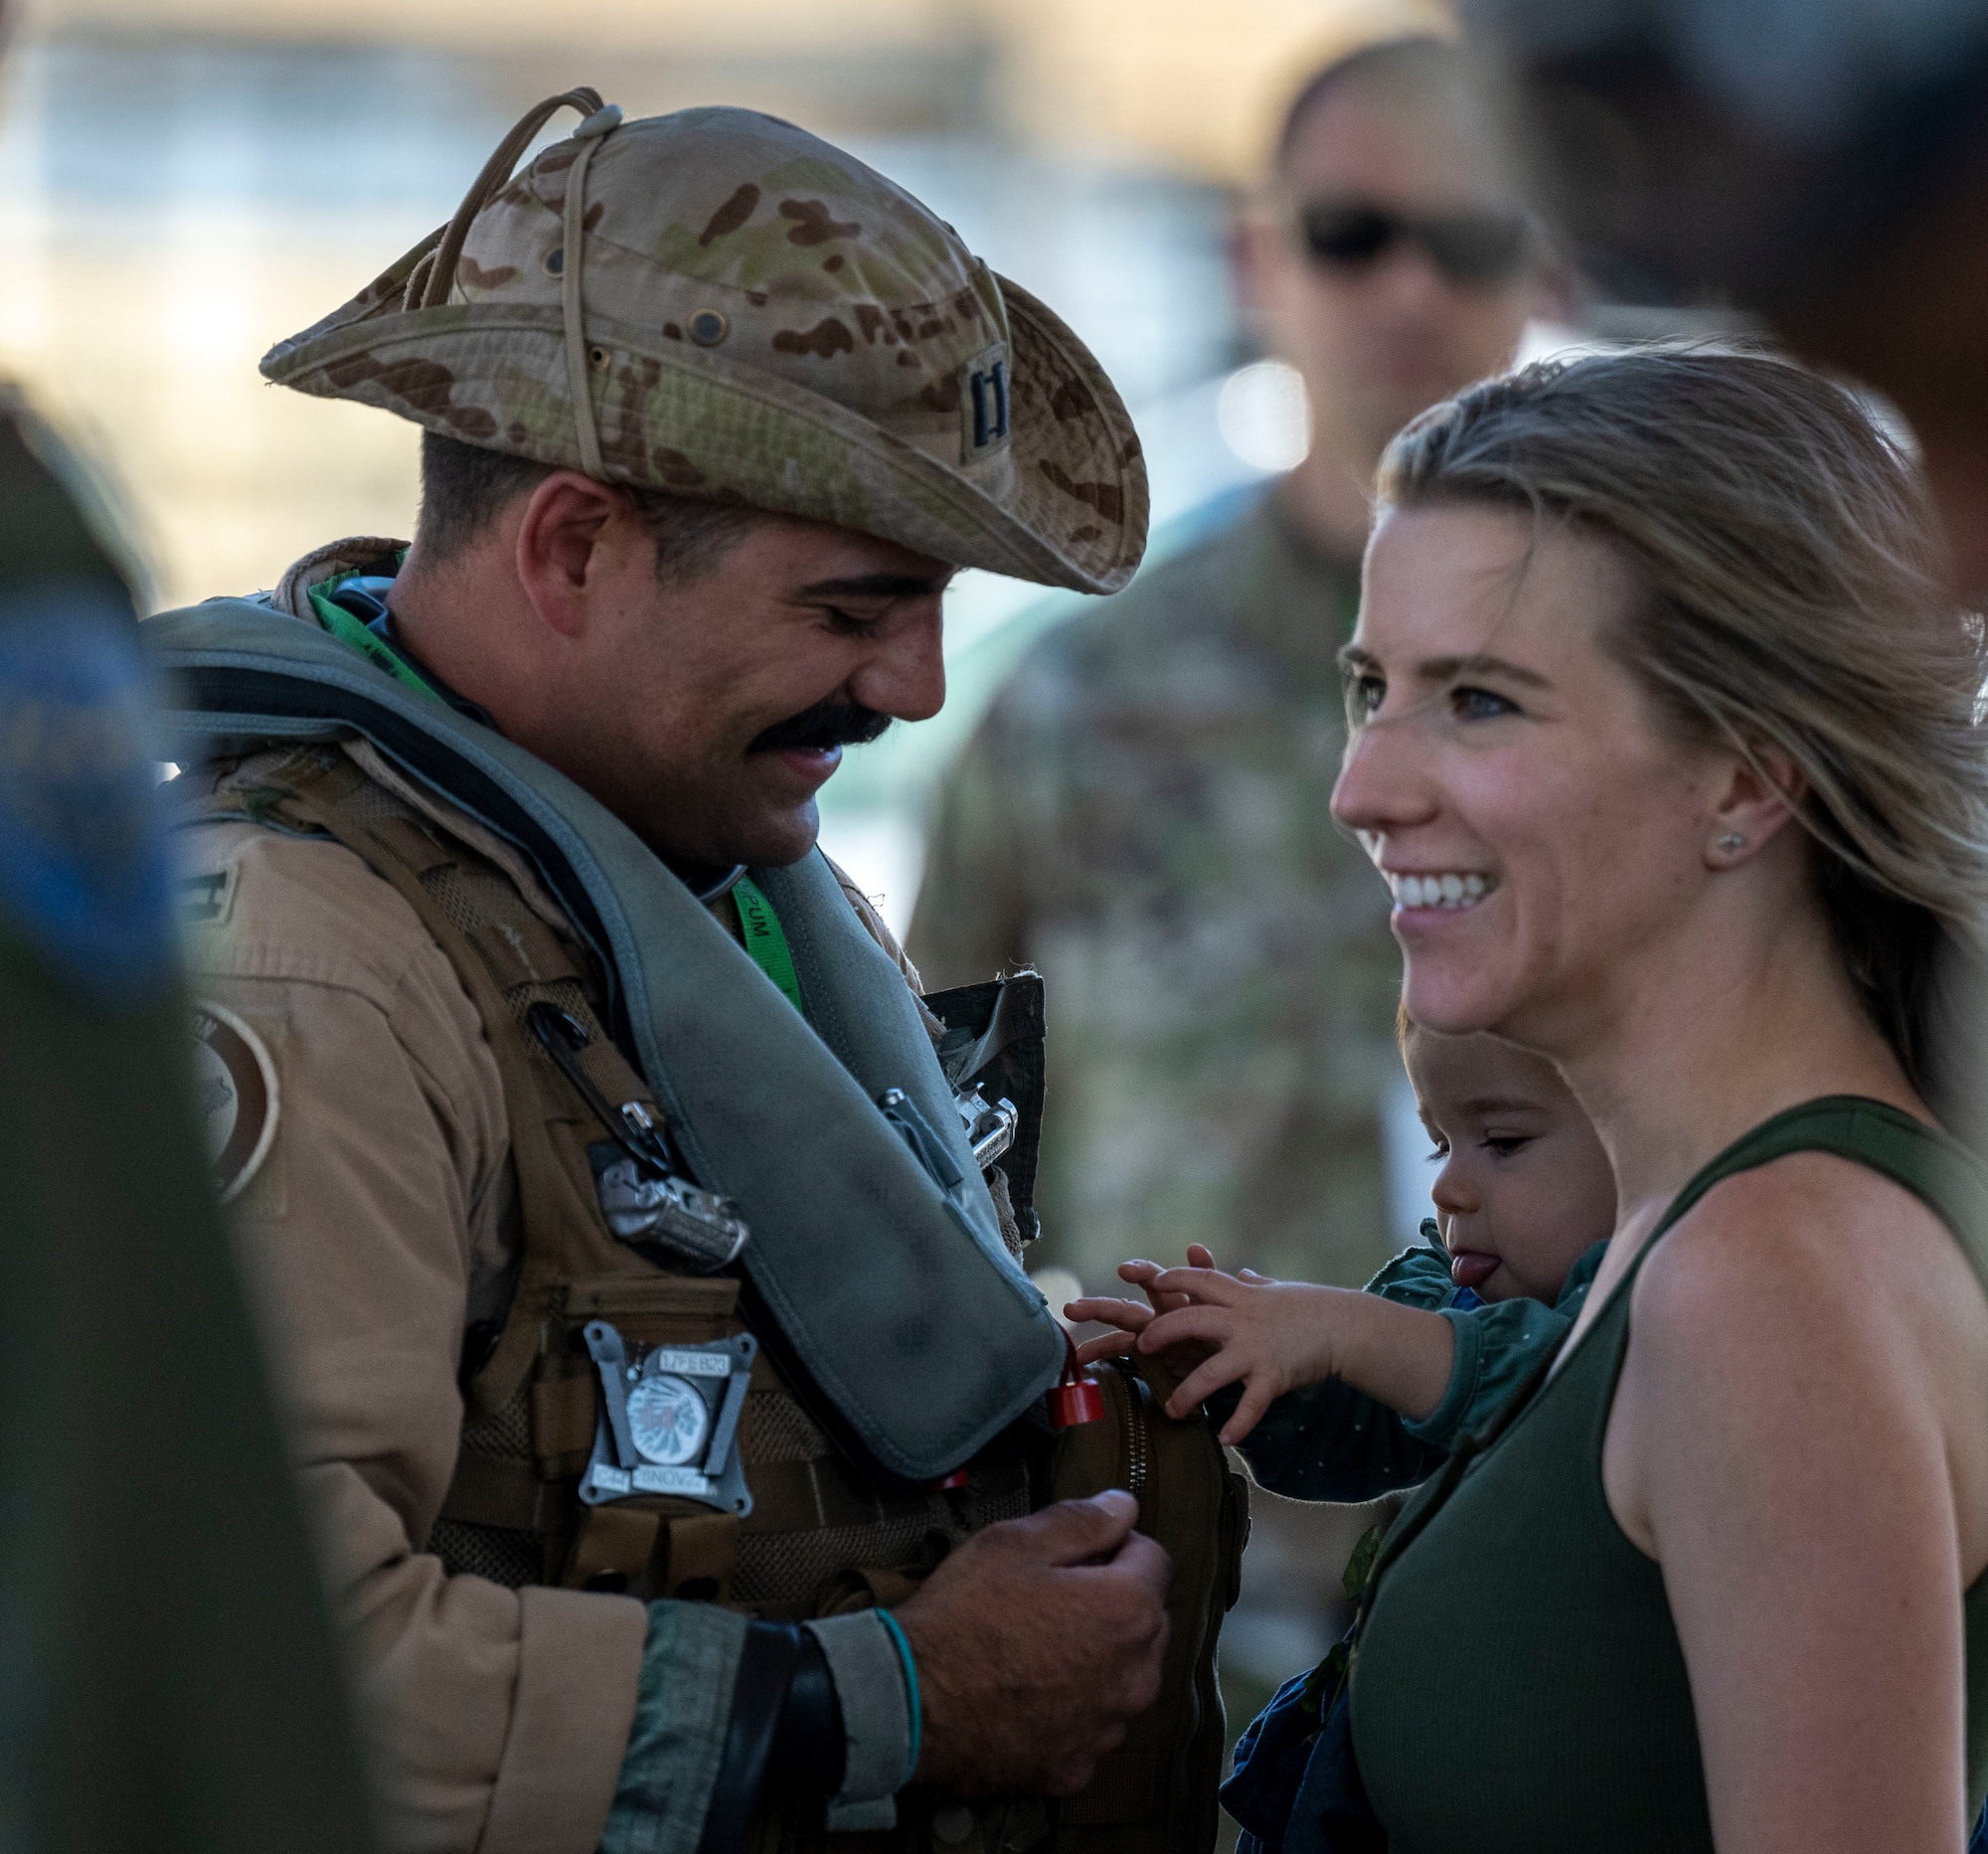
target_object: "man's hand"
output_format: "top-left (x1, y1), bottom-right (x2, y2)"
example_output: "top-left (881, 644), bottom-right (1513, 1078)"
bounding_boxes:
top-left (893, 1491), bottom-right (1170, 1795)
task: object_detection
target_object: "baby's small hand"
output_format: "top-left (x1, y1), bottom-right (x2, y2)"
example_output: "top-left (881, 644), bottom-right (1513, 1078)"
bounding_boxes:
top-left (1066, 1245), bottom-right (1229, 1373)
top-left (1131, 1266), bottom-right (1350, 1446)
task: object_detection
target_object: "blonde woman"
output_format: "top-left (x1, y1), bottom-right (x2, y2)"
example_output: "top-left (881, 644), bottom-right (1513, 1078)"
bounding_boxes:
top-left (1330, 352), bottom-right (1988, 1852)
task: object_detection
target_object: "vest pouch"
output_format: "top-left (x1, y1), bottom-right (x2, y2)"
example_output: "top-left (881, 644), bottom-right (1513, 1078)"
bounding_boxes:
top-left (923, 974), bottom-right (1048, 1254)
top-left (1047, 1358), bottom-right (1247, 1854)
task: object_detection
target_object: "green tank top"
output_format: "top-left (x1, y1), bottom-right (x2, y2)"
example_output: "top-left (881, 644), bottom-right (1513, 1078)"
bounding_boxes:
top-left (1347, 1096), bottom-right (1988, 1853)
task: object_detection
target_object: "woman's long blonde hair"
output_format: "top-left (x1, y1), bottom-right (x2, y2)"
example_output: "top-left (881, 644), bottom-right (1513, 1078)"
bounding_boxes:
top-left (1378, 350), bottom-right (1988, 1099)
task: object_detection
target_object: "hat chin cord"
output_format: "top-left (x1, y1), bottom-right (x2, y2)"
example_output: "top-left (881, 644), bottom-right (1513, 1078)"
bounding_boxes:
top-left (414, 87), bottom-right (623, 482)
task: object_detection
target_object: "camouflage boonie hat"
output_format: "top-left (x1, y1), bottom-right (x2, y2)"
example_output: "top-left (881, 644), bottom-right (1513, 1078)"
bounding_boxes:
top-left (261, 89), bottom-right (1147, 593)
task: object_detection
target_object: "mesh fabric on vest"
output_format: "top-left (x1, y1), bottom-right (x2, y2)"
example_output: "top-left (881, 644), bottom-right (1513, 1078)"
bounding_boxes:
top-left (430, 1378), bottom-right (543, 1589)
top-left (415, 859), bottom-right (596, 1033)
top-left (462, 1377), bottom-right (534, 1458)
top-left (741, 1388), bottom-right (833, 1464)
top-left (428, 1517), bottom-right (542, 1591)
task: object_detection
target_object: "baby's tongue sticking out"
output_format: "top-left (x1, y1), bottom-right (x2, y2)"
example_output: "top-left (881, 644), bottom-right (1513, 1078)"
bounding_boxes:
top-left (1451, 1251), bottom-right (1499, 1291)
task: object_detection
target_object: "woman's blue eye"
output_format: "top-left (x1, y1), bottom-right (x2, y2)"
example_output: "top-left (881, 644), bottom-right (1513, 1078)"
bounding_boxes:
top-left (1344, 673), bottom-right (1386, 724)
top-left (1450, 685), bottom-right (1516, 721)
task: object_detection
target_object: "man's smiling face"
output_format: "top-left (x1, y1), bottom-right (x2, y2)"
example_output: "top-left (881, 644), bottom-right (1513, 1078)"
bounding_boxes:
top-left (524, 505), bottom-right (953, 872)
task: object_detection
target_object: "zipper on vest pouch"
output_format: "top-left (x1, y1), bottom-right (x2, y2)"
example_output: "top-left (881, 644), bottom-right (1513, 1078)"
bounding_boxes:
top-left (1115, 1361), bottom-right (1152, 1500)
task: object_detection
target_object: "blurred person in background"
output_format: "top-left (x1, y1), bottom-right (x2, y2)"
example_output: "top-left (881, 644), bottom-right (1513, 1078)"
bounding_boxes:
top-left (910, 32), bottom-right (1560, 1306)
top-left (0, 285), bottom-right (374, 1852)
top-left (149, 91), bottom-right (1228, 1854)
top-left (1464, 0), bottom-right (1988, 601)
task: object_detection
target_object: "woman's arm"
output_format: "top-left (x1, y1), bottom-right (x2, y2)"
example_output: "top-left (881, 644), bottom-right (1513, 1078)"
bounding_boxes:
top-left (1606, 1155), bottom-right (1988, 1854)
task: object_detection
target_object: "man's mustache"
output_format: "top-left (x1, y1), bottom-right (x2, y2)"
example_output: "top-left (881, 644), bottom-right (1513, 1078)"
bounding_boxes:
top-left (748, 698), bottom-right (895, 755)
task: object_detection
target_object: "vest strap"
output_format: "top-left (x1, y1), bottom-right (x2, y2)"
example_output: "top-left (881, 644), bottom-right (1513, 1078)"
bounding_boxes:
top-left (156, 597), bottom-right (1063, 1480)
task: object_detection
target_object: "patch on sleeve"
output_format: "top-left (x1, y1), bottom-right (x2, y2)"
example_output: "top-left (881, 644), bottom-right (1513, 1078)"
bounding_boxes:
top-left (175, 867), bottom-right (237, 934)
top-left (177, 862), bottom-right (238, 930)
top-left (192, 999), bottom-right (280, 1204)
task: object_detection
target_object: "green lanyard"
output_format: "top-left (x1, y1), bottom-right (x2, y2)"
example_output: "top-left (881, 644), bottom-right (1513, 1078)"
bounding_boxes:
top-left (732, 875), bottom-right (805, 1015)
top-left (307, 577), bottom-right (445, 707)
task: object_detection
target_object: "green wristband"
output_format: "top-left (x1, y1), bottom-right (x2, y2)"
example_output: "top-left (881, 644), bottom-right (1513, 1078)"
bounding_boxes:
top-left (876, 1608), bottom-right (922, 1778)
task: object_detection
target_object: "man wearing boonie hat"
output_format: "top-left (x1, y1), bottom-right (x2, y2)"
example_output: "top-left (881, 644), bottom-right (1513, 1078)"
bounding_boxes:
top-left (150, 89), bottom-right (1217, 1854)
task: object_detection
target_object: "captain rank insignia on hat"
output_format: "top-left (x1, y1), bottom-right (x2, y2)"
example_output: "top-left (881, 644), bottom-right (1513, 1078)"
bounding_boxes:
top-left (960, 344), bottom-right (1011, 461)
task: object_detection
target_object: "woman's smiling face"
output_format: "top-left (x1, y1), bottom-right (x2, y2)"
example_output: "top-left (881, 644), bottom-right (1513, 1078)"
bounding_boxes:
top-left (1331, 502), bottom-right (1727, 1048)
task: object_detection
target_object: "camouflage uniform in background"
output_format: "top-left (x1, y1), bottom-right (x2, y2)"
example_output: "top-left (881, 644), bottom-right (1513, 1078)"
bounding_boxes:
top-left (910, 496), bottom-right (1406, 1296)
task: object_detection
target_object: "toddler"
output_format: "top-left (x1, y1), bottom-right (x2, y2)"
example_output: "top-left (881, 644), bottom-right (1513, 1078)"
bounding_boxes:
top-left (1068, 1017), bottom-right (1617, 1854)
top-left (1069, 1016), bottom-right (1615, 1499)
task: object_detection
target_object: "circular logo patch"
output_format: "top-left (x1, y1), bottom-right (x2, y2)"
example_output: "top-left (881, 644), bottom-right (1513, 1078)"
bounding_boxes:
top-left (627, 1374), bottom-right (710, 1466)
top-left (192, 1000), bottom-right (279, 1204)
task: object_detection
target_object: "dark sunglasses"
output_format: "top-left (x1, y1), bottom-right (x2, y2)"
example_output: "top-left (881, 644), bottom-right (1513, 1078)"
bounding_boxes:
top-left (1298, 201), bottom-right (1534, 286)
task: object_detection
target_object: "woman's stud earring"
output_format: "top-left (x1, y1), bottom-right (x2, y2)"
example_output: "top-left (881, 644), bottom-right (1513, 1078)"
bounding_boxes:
top-left (1717, 832), bottom-right (1745, 854)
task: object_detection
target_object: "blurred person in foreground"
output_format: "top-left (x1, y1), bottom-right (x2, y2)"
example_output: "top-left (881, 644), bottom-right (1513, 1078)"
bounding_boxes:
top-left (0, 332), bottom-right (373, 1842)
top-left (0, 0), bottom-right (373, 1826)
top-left (146, 90), bottom-right (1234, 1854)
top-left (910, 32), bottom-right (1561, 1303)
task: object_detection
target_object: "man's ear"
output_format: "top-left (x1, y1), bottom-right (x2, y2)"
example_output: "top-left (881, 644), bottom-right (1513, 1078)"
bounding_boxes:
top-left (514, 471), bottom-right (623, 640)
top-left (1708, 739), bottom-right (1807, 867)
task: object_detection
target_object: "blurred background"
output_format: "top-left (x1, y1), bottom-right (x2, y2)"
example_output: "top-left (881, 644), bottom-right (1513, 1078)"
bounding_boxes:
top-left (0, 0), bottom-right (1522, 933)
top-left (0, 0), bottom-right (1603, 1772)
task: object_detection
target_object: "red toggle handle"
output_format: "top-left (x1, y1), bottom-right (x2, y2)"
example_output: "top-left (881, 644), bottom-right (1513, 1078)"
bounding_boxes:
top-left (1046, 1328), bottom-right (1104, 1429)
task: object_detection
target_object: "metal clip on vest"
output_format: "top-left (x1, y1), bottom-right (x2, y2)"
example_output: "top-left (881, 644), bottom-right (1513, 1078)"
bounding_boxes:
top-left (527, 1001), bottom-right (748, 1271)
top-left (1047, 1329), bottom-right (1104, 1429)
top-left (954, 1086), bottom-right (1019, 1168)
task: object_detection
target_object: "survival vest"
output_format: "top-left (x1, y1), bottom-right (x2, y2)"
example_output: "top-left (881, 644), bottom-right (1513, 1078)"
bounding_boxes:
top-left (154, 586), bottom-right (1245, 1854)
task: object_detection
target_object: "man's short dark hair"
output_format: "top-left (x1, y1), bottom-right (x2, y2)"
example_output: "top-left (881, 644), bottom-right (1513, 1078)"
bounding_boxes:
top-left (415, 430), bottom-right (761, 584)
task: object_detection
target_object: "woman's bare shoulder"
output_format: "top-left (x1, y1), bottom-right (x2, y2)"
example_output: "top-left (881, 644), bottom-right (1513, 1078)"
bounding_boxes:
top-left (1623, 1146), bottom-right (1988, 1496)
top-left (1635, 1146), bottom-right (1972, 1333)
top-left (1608, 1146), bottom-right (1988, 1570)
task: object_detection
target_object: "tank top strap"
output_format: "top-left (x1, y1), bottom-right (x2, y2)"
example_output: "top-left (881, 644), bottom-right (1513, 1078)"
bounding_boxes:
top-left (1638, 1094), bottom-right (1988, 1291)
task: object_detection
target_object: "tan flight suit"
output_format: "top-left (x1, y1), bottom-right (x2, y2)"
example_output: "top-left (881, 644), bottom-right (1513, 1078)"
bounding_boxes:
top-left (169, 532), bottom-right (1242, 1854)
top-left (183, 737), bottom-right (649, 1852)
top-left (174, 553), bottom-right (928, 1851)
top-left (181, 793), bottom-right (933, 1851)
